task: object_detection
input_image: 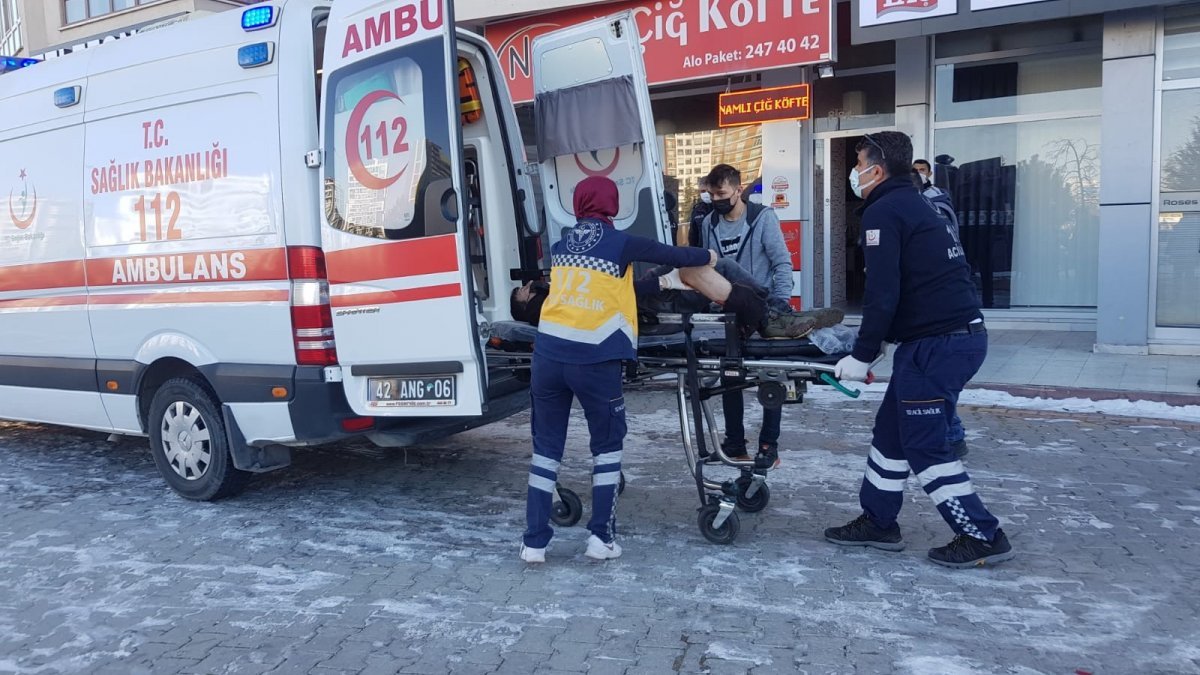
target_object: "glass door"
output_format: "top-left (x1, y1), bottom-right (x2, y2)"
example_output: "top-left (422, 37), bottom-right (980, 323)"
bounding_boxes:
top-left (1152, 7), bottom-right (1200, 344)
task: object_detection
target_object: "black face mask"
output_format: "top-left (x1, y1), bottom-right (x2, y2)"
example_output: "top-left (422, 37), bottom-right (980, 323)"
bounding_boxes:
top-left (711, 198), bottom-right (736, 216)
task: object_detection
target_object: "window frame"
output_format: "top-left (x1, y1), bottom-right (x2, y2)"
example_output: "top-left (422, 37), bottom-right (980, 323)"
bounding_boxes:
top-left (1150, 4), bottom-right (1200, 340)
top-left (1, 0), bottom-right (21, 55)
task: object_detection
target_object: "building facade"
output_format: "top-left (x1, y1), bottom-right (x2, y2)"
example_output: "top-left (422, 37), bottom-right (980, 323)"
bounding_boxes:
top-left (2, 0), bottom-right (251, 58)
top-left (464, 0), bottom-right (1200, 355)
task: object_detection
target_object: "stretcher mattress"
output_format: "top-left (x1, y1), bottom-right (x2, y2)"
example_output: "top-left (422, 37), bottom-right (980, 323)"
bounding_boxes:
top-left (490, 321), bottom-right (845, 364)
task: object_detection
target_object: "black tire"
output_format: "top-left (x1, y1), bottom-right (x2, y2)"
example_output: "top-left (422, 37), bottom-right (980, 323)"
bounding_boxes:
top-left (550, 487), bottom-right (583, 527)
top-left (618, 471), bottom-right (627, 495)
top-left (734, 476), bottom-right (770, 513)
top-left (148, 377), bottom-right (249, 501)
top-left (698, 504), bottom-right (740, 545)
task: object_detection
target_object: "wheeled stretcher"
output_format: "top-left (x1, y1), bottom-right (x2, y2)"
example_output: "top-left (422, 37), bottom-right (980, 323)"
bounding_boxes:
top-left (487, 313), bottom-right (867, 544)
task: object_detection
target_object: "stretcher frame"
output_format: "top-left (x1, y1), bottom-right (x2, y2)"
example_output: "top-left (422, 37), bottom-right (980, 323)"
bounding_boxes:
top-left (485, 312), bottom-right (864, 544)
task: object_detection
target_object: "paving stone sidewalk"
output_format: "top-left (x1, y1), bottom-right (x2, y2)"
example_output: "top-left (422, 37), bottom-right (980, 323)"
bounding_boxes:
top-left (1, 387), bottom-right (1198, 675)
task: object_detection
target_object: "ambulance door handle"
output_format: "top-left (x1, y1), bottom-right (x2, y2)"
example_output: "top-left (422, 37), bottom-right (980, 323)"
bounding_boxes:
top-left (440, 188), bottom-right (460, 223)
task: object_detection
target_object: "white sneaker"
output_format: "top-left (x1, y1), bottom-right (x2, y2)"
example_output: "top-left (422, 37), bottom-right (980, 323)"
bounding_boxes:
top-left (519, 544), bottom-right (545, 563)
top-left (584, 535), bottom-right (622, 560)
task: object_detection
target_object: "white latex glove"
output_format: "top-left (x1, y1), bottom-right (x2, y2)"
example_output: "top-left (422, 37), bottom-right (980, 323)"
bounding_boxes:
top-left (658, 268), bottom-right (694, 291)
top-left (708, 249), bottom-right (718, 267)
top-left (834, 355), bottom-right (872, 383)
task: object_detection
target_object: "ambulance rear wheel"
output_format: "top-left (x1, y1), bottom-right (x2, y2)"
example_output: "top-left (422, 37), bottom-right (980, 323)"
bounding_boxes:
top-left (619, 471), bottom-right (626, 495)
top-left (550, 487), bottom-right (583, 527)
top-left (698, 504), bottom-right (740, 545)
top-left (148, 378), bottom-right (249, 501)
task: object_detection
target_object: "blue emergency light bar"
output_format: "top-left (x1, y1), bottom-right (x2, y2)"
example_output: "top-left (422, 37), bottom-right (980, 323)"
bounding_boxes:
top-left (54, 86), bottom-right (81, 108)
top-left (241, 6), bottom-right (278, 31)
top-left (238, 42), bottom-right (275, 68)
top-left (0, 56), bottom-right (40, 74)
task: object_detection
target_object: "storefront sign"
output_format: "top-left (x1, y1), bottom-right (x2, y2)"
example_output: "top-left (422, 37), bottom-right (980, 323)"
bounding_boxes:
top-left (971, 0), bottom-right (1052, 8)
top-left (858, 0), bottom-right (958, 27)
top-left (486, 0), bottom-right (834, 103)
top-left (1161, 192), bottom-right (1200, 213)
top-left (718, 85), bottom-right (811, 128)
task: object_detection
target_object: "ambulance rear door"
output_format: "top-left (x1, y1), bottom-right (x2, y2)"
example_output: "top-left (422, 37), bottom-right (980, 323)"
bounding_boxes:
top-left (532, 13), bottom-right (670, 247)
top-left (318, 0), bottom-right (486, 417)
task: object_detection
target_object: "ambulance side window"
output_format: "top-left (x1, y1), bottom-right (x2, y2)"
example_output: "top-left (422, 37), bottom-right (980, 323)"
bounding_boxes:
top-left (313, 12), bottom-right (327, 111)
top-left (323, 39), bottom-right (456, 241)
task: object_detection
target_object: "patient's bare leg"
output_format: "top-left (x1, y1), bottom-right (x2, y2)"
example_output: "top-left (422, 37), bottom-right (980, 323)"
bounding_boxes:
top-left (678, 266), bottom-right (731, 304)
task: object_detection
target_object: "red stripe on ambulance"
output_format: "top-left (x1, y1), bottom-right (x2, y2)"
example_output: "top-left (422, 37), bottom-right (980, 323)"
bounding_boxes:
top-left (331, 283), bottom-right (461, 308)
top-left (0, 260), bottom-right (87, 293)
top-left (324, 234), bottom-right (459, 285)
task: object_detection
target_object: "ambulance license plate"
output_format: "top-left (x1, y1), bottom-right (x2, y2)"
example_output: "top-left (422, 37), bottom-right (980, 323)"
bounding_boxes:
top-left (368, 376), bottom-right (456, 408)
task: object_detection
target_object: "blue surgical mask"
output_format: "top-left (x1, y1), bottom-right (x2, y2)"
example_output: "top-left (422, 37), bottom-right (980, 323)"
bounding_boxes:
top-left (700, 192), bottom-right (712, 204)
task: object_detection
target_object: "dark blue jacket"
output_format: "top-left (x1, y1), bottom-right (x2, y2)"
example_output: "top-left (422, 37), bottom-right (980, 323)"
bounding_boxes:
top-left (853, 177), bottom-right (982, 363)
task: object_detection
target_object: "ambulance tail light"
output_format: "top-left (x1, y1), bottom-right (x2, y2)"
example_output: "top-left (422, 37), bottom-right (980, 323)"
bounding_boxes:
top-left (287, 246), bottom-right (338, 367)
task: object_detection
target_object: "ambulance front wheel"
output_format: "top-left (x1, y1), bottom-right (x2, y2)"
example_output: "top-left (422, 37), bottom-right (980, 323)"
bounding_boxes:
top-left (148, 378), bottom-right (249, 501)
top-left (550, 487), bottom-right (583, 527)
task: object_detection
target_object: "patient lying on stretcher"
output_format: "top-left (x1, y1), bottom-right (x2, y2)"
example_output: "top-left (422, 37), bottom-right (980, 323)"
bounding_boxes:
top-left (510, 259), bottom-right (843, 340)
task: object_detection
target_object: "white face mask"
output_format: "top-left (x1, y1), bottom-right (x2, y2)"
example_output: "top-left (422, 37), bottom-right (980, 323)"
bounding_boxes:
top-left (850, 165), bottom-right (878, 199)
top-left (700, 192), bottom-right (712, 204)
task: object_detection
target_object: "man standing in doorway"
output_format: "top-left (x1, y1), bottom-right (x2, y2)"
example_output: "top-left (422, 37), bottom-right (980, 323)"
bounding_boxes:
top-left (701, 164), bottom-right (797, 470)
top-left (914, 158), bottom-right (969, 459)
top-left (825, 132), bottom-right (1013, 568)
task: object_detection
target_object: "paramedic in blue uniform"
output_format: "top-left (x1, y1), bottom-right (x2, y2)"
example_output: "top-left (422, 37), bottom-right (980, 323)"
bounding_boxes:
top-left (824, 132), bottom-right (1015, 569)
top-left (520, 176), bottom-right (716, 563)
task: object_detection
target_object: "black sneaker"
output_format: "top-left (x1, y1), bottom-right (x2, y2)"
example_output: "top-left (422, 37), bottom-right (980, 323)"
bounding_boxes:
top-left (950, 439), bottom-right (969, 459)
top-left (753, 443), bottom-right (780, 471)
top-left (823, 514), bottom-right (905, 552)
top-left (928, 529), bottom-right (1014, 569)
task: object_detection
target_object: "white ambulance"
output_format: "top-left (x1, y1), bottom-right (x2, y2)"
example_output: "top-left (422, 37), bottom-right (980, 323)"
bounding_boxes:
top-left (0, 1), bottom-right (670, 499)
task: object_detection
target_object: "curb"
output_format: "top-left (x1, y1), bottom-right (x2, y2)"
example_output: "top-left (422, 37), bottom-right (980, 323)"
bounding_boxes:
top-left (868, 378), bottom-right (1200, 407)
top-left (968, 382), bottom-right (1200, 408)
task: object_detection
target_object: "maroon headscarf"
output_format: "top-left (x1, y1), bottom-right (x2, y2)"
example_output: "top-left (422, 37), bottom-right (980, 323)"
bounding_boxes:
top-left (573, 176), bottom-right (619, 226)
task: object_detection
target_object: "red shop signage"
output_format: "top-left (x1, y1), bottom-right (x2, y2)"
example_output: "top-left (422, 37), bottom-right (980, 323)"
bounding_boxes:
top-left (485, 0), bottom-right (835, 104)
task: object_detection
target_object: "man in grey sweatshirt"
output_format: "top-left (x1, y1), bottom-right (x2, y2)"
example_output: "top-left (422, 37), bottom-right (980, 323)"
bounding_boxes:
top-left (700, 164), bottom-right (796, 470)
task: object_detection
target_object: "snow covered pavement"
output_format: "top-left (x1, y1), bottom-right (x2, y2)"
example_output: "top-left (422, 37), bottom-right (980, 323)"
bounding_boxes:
top-left (1, 387), bottom-right (1198, 674)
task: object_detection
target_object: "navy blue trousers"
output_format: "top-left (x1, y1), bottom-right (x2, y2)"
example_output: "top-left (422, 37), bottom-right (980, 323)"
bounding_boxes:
top-left (524, 356), bottom-right (626, 548)
top-left (859, 331), bottom-right (1000, 541)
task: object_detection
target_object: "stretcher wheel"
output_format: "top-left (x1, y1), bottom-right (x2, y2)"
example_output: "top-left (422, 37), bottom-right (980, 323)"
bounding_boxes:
top-left (698, 504), bottom-right (740, 545)
top-left (551, 487), bottom-right (583, 527)
top-left (734, 476), bottom-right (770, 513)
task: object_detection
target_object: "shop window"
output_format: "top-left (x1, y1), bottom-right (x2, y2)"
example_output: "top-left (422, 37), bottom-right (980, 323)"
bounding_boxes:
top-left (812, 72), bottom-right (895, 133)
top-left (1164, 5), bottom-right (1200, 82)
top-left (1155, 88), bottom-right (1200, 328)
top-left (661, 126), bottom-right (763, 234)
top-left (935, 51), bottom-right (1101, 122)
top-left (934, 118), bottom-right (1100, 309)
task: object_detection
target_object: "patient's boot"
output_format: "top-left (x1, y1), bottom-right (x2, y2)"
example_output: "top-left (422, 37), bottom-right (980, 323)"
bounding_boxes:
top-left (761, 311), bottom-right (816, 339)
top-left (796, 307), bottom-right (845, 329)
top-left (720, 283), bottom-right (767, 339)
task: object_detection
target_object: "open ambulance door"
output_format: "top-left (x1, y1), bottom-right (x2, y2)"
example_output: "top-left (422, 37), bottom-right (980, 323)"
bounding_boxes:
top-left (318, 0), bottom-right (487, 418)
top-left (532, 13), bottom-right (671, 248)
